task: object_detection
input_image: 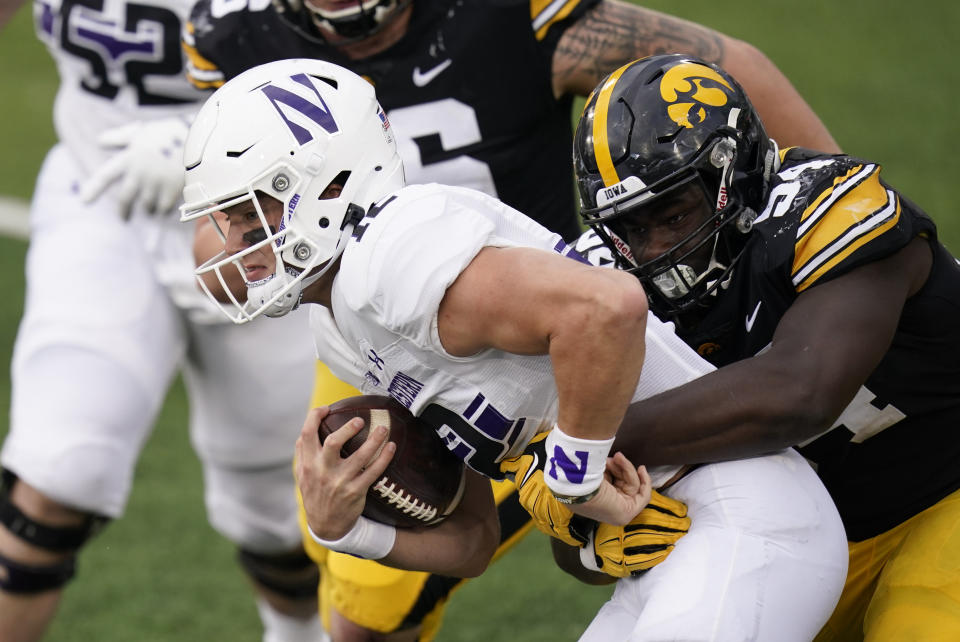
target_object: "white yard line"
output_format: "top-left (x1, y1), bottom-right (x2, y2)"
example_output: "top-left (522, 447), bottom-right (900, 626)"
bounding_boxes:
top-left (0, 196), bottom-right (29, 241)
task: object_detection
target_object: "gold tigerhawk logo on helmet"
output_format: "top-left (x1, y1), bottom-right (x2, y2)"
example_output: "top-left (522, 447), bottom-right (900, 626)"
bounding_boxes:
top-left (660, 62), bottom-right (733, 129)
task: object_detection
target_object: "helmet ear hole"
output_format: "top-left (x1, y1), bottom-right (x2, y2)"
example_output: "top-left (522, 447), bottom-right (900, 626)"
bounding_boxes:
top-left (319, 171), bottom-right (352, 201)
top-left (308, 74), bottom-right (338, 90)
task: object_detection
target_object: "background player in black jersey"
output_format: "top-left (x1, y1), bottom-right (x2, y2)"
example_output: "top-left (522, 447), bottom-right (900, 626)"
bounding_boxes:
top-left (568, 53), bottom-right (960, 641)
top-left (181, 1), bottom-right (845, 641)
top-left (182, 0), bottom-right (840, 241)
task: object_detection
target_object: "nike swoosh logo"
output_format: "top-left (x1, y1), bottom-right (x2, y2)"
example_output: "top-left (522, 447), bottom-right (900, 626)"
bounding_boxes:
top-left (412, 59), bottom-right (452, 87)
top-left (520, 452), bottom-right (539, 487)
top-left (225, 143), bottom-right (255, 158)
top-left (745, 301), bottom-right (762, 333)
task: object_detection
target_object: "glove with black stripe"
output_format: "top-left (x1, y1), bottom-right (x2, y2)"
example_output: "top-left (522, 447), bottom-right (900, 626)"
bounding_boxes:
top-left (581, 489), bottom-right (691, 578)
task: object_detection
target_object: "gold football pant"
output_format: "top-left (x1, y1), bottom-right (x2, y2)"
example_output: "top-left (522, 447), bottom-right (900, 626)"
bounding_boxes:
top-left (299, 361), bottom-right (533, 639)
top-left (815, 487), bottom-right (960, 641)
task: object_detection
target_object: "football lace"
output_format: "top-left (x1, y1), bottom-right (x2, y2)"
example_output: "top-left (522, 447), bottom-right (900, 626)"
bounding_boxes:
top-left (372, 477), bottom-right (439, 523)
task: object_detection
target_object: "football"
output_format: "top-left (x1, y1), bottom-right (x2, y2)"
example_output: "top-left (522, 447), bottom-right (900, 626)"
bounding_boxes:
top-left (318, 395), bottom-right (467, 528)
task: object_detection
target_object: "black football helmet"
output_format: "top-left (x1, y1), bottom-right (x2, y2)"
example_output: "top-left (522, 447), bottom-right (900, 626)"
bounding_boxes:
top-left (273, 0), bottom-right (411, 43)
top-left (574, 54), bottom-right (778, 324)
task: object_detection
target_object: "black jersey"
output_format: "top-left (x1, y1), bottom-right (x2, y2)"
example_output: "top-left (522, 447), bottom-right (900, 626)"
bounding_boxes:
top-left (183, 0), bottom-right (600, 241)
top-left (676, 147), bottom-right (960, 541)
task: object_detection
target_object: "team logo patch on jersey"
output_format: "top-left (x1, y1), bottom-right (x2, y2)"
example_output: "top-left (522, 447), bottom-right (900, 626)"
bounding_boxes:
top-left (359, 341), bottom-right (393, 393)
top-left (660, 62), bottom-right (733, 129)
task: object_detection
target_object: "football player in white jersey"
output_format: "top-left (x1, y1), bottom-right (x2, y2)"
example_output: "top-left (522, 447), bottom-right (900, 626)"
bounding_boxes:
top-left (181, 58), bottom-right (849, 641)
top-left (181, 1), bottom-right (849, 639)
top-left (0, 1), bottom-right (323, 641)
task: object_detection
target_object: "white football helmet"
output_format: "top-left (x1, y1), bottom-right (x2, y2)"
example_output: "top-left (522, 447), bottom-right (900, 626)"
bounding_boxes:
top-left (180, 58), bottom-right (404, 323)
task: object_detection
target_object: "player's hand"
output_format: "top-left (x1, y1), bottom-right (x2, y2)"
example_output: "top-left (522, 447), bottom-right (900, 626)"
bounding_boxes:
top-left (571, 453), bottom-right (653, 526)
top-left (584, 489), bottom-right (691, 578)
top-left (79, 116), bottom-right (190, 218)
top-left (295, 407), bottom-right (396, 540)
top-left (498, 432), bottom-right (593, 547)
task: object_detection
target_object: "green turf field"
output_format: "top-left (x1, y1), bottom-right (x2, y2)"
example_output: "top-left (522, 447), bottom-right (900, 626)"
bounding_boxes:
top-left (1, 1), bottom-right (958, 640)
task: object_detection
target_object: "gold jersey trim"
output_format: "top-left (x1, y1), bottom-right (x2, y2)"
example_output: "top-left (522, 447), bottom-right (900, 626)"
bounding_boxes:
top-left (792, 164), bottom-right (901, 292)
top-left (182, 22), bottom-right (224, 89)
top-left (530, 0), bottom-right (582, 41)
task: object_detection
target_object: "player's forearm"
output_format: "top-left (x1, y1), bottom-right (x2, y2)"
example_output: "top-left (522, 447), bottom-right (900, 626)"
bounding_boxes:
top-left (552, 269), bottom-right (648, 441)
top-left (384, 470), bottom-right (498, 578)
top-left (614, 353), bottom-right (827, 465)
top-left (553, 1), bottom-right (839, 153)
top-left (550, 538), bottom-right (616, 586)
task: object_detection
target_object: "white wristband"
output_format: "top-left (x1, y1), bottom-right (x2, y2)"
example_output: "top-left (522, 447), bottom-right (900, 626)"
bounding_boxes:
top-left (544, 425), bottom-right (614, 502)
top-left (307, 516), bottom-right (397, 560)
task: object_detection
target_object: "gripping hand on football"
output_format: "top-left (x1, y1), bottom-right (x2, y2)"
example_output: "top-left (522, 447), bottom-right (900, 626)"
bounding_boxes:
top-left (295, 406), bottom-right (396, 541)
top-left (79, 116), bottom-right (190, 218)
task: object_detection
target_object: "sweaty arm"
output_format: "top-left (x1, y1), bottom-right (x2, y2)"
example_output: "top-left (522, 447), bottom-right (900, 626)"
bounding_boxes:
top-left (614, 236), bottom-right (933, 466)
top-left (553, 0), bottom-right (840, 153)
top-left (439, 246), bottom-right (651, 524)
top-left (438, 245), bottom-right (648, 443)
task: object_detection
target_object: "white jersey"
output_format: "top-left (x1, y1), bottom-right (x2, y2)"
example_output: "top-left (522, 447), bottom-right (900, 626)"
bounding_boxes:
top-left (34, 0), bottom-right (205, 175)
top-left (312, 184), bottom-right (713, 482)
top-left (310, 185), bottom-right (849, 641)
top-left (32, 0), bottom-right (219, 318)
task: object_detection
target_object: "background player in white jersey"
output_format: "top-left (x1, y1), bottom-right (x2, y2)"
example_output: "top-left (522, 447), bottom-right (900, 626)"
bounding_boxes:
top-left (0, 1), bottom-right (322, 640)
top-left (181, 58), bottom-right (849, 641)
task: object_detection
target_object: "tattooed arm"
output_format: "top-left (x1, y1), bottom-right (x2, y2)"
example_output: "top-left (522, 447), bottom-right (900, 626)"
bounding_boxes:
top-left (554, 0), bottom-right (840, 153)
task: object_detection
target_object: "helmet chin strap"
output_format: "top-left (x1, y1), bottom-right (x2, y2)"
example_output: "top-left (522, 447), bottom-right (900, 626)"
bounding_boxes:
top-left (307, 0), bottom-right (411, 43)
top-left (651, 234), bottom-right (728, 301)
top-left (246, 267), bottom-right (304, 318)
top-left (244, 223), bottom-right (356, 318)
top-left (649, 136), bottom-right (739, 301)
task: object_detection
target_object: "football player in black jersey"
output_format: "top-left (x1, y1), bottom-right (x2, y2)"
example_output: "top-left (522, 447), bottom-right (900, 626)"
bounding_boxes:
top-left (182, 2), bottom-right (842, 640)
top-left (570, 53), bottom-right (960, 641)
top-left (182, 0), bottom-right (840, 242)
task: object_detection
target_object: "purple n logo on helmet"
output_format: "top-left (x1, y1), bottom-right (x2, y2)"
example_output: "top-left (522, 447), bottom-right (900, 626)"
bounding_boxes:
top-left (260, 73), bottom-right (340, 145)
